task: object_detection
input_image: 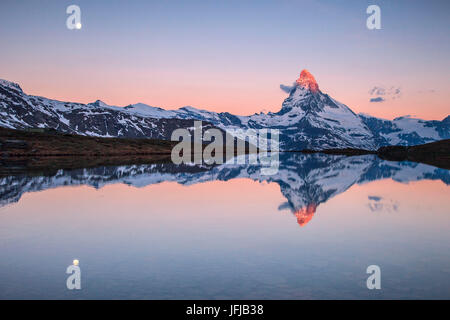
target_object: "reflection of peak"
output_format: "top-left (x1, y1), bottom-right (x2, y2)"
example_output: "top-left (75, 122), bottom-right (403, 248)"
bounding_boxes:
top-left (296, 69), bottom-right (319, 93)
top-left (294, 203), bottom-right (317, 227)
top-left (0, 154), bottom-right (449, 229)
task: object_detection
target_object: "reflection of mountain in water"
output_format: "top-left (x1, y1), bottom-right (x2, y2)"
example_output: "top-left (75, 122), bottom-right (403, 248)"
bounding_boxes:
top-left (1, 153), bottom-right (449, 226)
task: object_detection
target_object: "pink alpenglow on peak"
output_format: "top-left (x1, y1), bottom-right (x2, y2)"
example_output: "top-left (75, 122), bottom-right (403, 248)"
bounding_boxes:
top-left (296, 69), bottom-right (319, 93)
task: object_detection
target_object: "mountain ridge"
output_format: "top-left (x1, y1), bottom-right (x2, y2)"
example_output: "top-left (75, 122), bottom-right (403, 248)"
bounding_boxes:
top-left (1, 70), bottom-right (448, 150)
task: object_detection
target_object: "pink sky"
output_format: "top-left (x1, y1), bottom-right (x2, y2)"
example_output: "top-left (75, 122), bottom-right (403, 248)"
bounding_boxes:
top-left (1, 0), bottom-right (448, 121)
top-left (9, 67), bottom-right (449, 121)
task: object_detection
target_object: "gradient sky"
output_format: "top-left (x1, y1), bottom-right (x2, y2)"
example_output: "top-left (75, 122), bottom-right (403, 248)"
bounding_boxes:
top-left (0, 0), bottom-right (449, 120)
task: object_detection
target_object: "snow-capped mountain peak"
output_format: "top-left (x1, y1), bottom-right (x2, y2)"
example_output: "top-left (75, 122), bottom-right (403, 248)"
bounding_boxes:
top-left (90, 99), bottom-right (111, 108)
top-left (0, 79), bottom-right (23, 93)
top-left (296, 69), bottom-right (319, 93)
top-left (267, 70), bottom-right (377, 150)
top-left (280, 70), bottom-right (335, 114)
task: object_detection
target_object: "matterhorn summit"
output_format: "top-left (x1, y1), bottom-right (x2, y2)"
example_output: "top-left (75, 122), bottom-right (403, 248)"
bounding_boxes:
top-left (296, 69), bottom-right (319, 93)
top-left (268, 70), bottom-right (377, 150)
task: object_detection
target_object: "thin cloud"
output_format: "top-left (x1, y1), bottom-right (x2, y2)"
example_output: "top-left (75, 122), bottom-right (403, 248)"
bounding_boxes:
top-left (418, 89), bottom-right (437, 93)
top-left (369, 85), bottom-right (401, 102)
top-left (369, 86), bottom-right (386, 96)
top-left (370, 97), bottom-right (385, 103)
top-left (280, 83), bottom-right (296, 93)
top-left (368, 196), bottom-right (399, 213)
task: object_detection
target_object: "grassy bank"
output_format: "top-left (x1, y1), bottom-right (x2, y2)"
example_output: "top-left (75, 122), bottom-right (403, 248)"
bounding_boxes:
top-left (0, 127), bottom-right (177, 157)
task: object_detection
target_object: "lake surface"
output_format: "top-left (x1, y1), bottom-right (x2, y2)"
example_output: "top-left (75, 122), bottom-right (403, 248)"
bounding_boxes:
top-left (0, 153), bottom-right (449, 299)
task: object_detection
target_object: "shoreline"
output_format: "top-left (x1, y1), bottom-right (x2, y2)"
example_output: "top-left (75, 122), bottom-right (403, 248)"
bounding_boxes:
top-left (298, 140), bottom-right (450, 170)
top-left (1, 127), bottom-right (449, 172)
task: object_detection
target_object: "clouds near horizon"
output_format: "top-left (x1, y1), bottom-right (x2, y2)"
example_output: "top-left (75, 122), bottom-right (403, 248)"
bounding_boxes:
top-left (369, 86), bottom-right (401, 103)
top-left (280, 83), bottom-right (296, 93)
top-left (370, 97), bottom-right (385, 103)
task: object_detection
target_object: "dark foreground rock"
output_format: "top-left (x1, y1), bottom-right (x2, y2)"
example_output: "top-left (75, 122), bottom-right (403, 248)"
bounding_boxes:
top-left (377, 139), bottom-right (450, 170)
top-left (302, 139), bottom-right (450, 170)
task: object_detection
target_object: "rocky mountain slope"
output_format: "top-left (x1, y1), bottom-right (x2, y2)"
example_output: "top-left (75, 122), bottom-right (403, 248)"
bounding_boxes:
top-left (0, 79), bottom-right (218, 140)
top-left (0, 71), bottom-right (448, 150)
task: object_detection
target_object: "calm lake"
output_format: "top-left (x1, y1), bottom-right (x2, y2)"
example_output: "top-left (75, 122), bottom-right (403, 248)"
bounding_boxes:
top-left (0, 153), bottom-right (449, 299)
